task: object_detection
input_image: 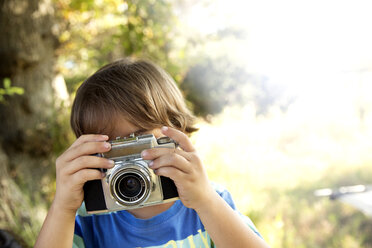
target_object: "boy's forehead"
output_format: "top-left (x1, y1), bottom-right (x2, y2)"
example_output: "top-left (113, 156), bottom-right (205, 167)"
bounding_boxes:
top-left (107, 115), bottom-right (163, 140)
top-left (108, 115), bottom-right (139, 139)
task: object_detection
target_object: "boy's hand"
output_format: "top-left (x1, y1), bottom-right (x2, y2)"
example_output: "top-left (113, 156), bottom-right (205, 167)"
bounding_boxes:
top-left (141, 126), bottom-right (215, 212)
top-left (53, 134), bottom-right (114, 215)
top-left (142, 127), bottom-right (270, 248)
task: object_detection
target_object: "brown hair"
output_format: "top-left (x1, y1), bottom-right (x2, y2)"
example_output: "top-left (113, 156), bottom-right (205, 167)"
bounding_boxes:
top-left (70, 58), bottom-right (198, 138)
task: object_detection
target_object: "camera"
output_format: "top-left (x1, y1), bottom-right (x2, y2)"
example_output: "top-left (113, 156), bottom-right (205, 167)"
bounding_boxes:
top-left (83, 134), bottom-right (179, 214)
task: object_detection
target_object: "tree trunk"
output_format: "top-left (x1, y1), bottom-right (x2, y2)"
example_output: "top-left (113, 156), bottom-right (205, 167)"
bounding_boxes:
top-left (0, 0), bottom-right (66, 246)
top-left (0, 0), bottom-right (59, 154)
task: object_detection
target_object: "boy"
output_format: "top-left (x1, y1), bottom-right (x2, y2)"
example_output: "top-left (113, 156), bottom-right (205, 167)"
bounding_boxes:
top-left (35, 58), bottom-right (269, 248)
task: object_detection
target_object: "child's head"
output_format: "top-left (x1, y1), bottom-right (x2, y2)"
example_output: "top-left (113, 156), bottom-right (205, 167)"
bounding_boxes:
top-left (70, 58), bottom-right (197, 138)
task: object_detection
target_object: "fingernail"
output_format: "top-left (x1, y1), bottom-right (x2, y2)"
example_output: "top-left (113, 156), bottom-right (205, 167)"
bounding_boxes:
top-left (149, 161), bottom-right (154, 167)
top-left (107, 159), bottom-right (114, 167)
top-left (101, 135), bottom-right (109, 140)
top-left (141, 150), bottom-right (148, 158)
top-left (161, 126), bottom-right (168, 132)
top-left (104, 142), bottom-right (111, 149)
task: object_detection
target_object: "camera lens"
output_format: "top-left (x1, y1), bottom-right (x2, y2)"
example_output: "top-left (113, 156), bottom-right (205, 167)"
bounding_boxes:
top-left (110, 165), bottom-right (151, 206)
top-left (118, 173), bottom-right (143, 198)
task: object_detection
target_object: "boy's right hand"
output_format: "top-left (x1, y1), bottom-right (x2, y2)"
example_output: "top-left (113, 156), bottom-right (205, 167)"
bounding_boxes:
top-left (52, 134), bottom-right (114, 215)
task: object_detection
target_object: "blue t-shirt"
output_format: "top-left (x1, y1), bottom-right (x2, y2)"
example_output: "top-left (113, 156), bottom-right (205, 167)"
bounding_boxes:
top-left (73, 184), bottom-right (261, 248)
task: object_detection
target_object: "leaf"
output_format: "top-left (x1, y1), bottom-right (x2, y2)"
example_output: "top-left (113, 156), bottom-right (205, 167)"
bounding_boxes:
top-left (3, 78), bottom-right (11, 88)
top-left (9, 87), bottom-right (24, 95)
top-left (0, 78), bottom-right (24, 101)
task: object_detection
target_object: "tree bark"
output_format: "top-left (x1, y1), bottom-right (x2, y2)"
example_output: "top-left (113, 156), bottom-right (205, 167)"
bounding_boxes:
top-left (0, 0), bottom-right (59, 154)
top-left (0, 0), bottom-right (64, 246)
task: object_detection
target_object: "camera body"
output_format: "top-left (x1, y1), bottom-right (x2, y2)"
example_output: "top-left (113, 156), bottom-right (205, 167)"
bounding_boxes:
top-left (84, 134), bottom-right (179, 214)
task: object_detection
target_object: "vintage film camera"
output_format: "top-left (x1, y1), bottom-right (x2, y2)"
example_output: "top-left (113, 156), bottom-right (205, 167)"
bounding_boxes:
top-left (84, 134), bottom-right (179, 214)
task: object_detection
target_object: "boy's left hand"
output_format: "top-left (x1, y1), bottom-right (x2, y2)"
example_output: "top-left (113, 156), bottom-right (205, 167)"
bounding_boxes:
top-left (142, 127), bottom-right (270, 248)
top-left (141, 126), bottom-right (215, 211)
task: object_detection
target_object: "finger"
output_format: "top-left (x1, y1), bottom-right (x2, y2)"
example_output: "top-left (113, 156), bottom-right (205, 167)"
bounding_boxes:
top-left (66, 156), bottom-right (114, 175)
top-left (161, 126), bottom-right (195, 152)
top-left (154, 166), bottom-right (185, 182)
top-left (149, 152), bottom-right (191, 174)
top-left (71, 168), bottom-right (104, 186)
top-left (63, 141), bottom-right (111, 162)
top-left (142, 147), bottom-right (192, 161)
top-left (69, 134), bottom-right (109, 149)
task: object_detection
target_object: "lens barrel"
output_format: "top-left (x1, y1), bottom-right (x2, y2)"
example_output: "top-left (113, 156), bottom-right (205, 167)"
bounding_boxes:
top-left (110, 164), bottom-right (151, 206)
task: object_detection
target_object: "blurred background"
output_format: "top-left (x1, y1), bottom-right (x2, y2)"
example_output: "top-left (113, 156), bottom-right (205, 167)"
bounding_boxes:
top-left (1, 0), bottom-right (372, 247)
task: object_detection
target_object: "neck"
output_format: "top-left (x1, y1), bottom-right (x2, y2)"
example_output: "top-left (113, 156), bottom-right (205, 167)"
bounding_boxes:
top-left (127, 202), bottom-right (175, 219)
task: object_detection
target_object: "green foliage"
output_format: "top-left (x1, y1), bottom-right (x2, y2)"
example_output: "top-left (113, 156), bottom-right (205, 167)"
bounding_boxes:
top-left (181, 57), bottom-right (248, 116)
top-left (0, 78), bottom-right (24, 103)
top-left (50, 101), bottom-right (75, 155)
top-left (121, 0), bottom-right (178, 73)
top-left (68, 0), bottom-right (95, 10)
top-left (181, 57), bottom-right (275, 117)
top-left (241, 166), bottom-right (372, 248)
top-left (56, 0), bottom-right (186, 92)
top-left (198, 109), bottom-right (372, 247)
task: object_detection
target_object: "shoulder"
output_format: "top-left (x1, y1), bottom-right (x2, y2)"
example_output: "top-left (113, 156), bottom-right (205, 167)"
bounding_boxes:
top-left (211, 182), bottom-right (263, 238)
top-left (211, 182), bottom-right (237, 209)
top-left (76, 202), bottom-right (89, 217)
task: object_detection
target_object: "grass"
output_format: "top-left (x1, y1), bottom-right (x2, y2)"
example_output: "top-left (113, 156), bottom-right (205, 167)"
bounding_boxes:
top-left (192, 104), bottom-right (372, 248)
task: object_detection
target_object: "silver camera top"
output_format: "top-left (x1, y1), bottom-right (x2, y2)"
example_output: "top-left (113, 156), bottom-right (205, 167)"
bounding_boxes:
top-left (99, 134), bottom-right (176, 161)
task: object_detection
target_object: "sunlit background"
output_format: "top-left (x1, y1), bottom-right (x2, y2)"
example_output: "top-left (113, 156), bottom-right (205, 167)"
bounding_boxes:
top-left (184, 0), bottom-right (372, 247)
top-left (187, 0), bottom-right (372, 201)
top-left (1, 0), bottom-right (372, 247)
